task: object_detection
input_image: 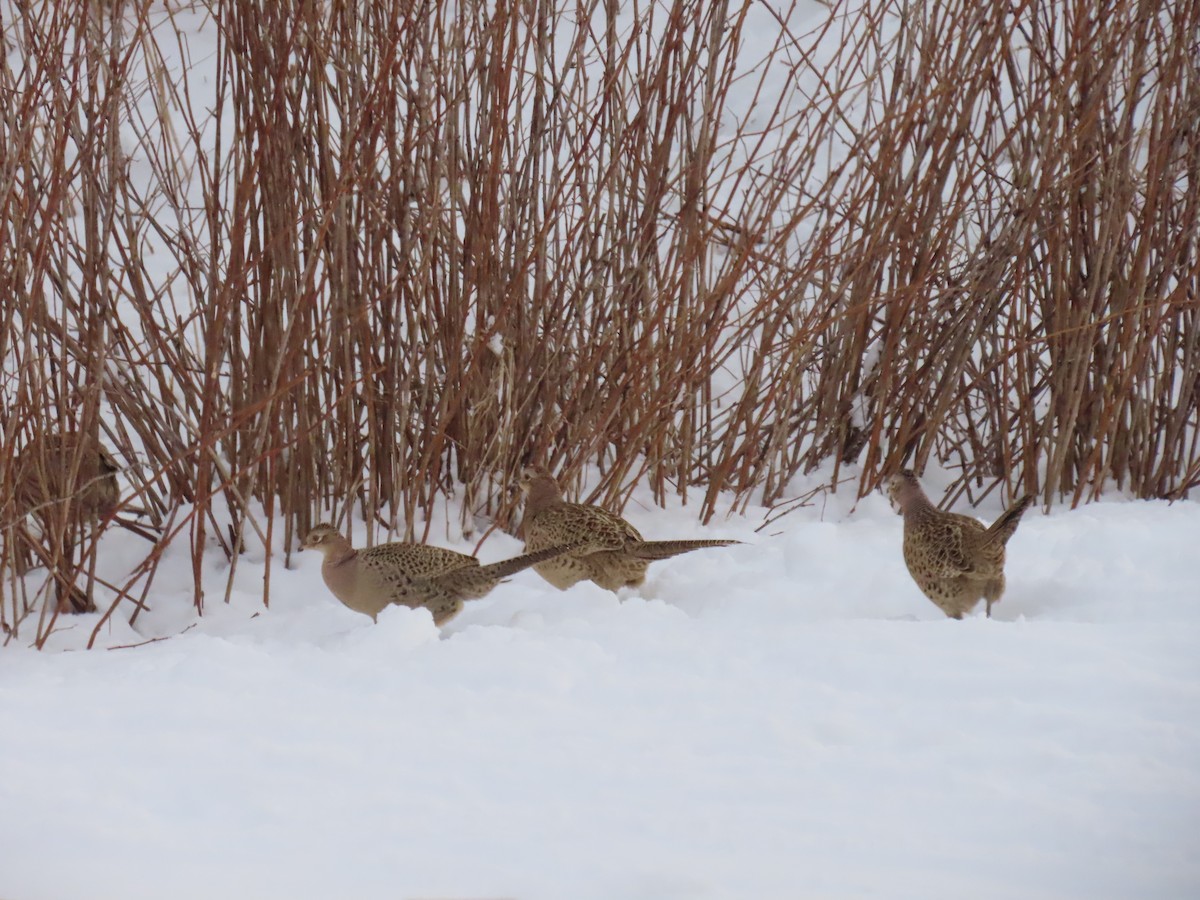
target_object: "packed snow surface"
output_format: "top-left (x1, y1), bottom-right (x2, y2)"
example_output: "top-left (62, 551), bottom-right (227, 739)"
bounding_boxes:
top-left (2, 489), bottom-right (1198, 900)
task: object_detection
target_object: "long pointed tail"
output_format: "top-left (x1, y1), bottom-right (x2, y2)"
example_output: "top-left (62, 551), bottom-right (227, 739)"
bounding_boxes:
top-left (434, 543), bottom-right (581, 596)
top-left (983, 494), bottom-right (1034, 547)
top-left (474, 543), bottom-right (581, 580)
top-left (626, 538), bottom-right (740, 561)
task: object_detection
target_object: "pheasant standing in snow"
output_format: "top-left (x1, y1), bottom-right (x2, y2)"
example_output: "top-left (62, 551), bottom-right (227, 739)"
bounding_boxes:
top-left (518, 467), bottom-right (739, 591)
top-left (13, 432), bottom-right (121, 613)
top-left (888, 470), bottom-right (1034, 619)
top-left (302, 524), bottom-right (577, 624)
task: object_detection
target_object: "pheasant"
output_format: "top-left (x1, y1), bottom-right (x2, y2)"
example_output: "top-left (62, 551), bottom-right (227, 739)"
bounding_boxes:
top-left (518, 467), bottom-right (739, 592)
top-left (301, 524), bottom-right (577, 624)
top-left (12, 432), bottom-right (120, 613)
top-left (888, 470), bottom-right (1034, 619)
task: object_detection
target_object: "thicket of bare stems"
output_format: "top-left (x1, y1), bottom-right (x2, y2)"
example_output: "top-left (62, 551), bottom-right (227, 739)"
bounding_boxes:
top-left (1, 0), bottom-right (1196, 643)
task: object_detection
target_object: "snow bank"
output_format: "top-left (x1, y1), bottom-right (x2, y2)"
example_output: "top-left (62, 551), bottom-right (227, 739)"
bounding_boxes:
top-left (2, 493), bottom-right (1197, 899)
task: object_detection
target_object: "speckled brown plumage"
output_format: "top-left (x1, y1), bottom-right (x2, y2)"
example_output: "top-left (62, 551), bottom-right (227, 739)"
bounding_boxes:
top-left (888, 470), bottom-right (1033, 619)
top-left (301, 524), bottom-right (576, 624)
top-left (519, 468), bottom-right (739, 592)
top-left (14, 433), bottom-right (120, 522)
top-left (12, 432), bottom-right (121, 614)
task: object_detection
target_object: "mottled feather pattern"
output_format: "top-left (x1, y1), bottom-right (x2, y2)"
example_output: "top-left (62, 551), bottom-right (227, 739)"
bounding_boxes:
top-left (358, 542), bottom-right (480, 579)
top-left (303, 524), bottom-right (575, 625)
top-left (519, 468), bottom-right (738, 592)
top-left (524, 502), bottom-right (642, 552)
top-left (889, 471), bottom-right (1031, 619)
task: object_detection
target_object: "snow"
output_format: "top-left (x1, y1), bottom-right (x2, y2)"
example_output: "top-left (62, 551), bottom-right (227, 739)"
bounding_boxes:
top-left (3, 489), bottom-right (1199, 899)
top-left (3, 2), bottom-right (1198, 898)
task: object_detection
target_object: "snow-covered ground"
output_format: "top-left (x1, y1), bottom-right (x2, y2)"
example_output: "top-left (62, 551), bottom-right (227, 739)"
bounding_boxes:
top-left (3, 2), bottom-right (1198, 898)
top-left (3, 485), bottom-right (1199, 899)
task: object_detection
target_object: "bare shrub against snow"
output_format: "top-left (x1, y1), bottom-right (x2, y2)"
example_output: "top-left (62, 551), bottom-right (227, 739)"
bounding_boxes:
top-left (1, 0), bottom-right (1197, 630)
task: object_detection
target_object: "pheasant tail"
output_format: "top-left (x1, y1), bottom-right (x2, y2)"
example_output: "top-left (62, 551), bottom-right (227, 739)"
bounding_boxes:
top-left (626, 538), bottom-right (740, 561)
top-left (65, 585), bottom-right (98, 614)
top-left (434, 543), bottom-right (580, 593)
top-left (983, 495), bottom-right (1034, 547)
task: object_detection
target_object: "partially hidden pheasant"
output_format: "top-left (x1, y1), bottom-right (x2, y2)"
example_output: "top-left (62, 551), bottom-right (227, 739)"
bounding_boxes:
top-left (519, 467), bottom-right (739, 592)
top-left (13, 432), bottom-right (121, 613)
top-left (301, 524), bottom-right (577, 624)
top-left (888, 470), bottom-right (1034, 619)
